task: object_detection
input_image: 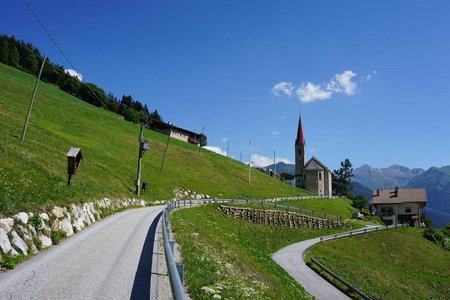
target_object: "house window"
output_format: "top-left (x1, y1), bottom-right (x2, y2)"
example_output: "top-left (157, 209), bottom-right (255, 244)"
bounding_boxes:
top-left (405, 207), bottom-right (412, 213)
top-left (318, 172), bottom-right (322, 181)
top-left (380, 207), bottom-right (394, 215)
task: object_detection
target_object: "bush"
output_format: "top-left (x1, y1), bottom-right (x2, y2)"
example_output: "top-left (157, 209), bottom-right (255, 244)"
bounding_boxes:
top-left (28, 215), bottom-right (43, 229)
top-left (0, 252), bottom-right (27, 269)
top-left (50, 230), bottom-right (65, 245)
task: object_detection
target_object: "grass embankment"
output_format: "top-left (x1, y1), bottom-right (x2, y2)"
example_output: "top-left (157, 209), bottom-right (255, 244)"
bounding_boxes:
top-left (171, 204), bottom-right (354, 299)
top-left (0, 63), bottom-right (306, 215)
top-left (305, 228), bottom-right (450, 299)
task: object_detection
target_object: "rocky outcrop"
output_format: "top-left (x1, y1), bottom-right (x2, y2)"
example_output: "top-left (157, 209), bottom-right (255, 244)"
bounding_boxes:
top-left (218, 205), bottom-right (348, 230)
top-left (173, 187), bottom-right (210, 200)
top-left (0, 198), bottom-right (154, 268)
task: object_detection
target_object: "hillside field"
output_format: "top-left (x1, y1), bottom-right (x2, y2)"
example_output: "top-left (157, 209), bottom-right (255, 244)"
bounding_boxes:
top-left (0, 63), bottom-right (306, 215)
top-left (305, 228), bottom-right (450, 299)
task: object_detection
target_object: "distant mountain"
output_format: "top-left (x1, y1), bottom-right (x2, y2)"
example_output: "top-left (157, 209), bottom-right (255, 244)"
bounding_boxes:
top-left (264, 162), bottom-right (295, 175)
top-left (407, 166), bottom-right (450, 228)
top-left (350, 182), bottom-right (373, 202)
top-left (353, 164), bottom-right (425, 190)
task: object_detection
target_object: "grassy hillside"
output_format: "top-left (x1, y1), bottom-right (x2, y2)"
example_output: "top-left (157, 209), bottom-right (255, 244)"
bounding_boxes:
top-left (305, 228), bottom-right (450, 299)
top-left (0, 63), bottom-right (306, 215)
top-left (171, 204), bottom-right (351, 299)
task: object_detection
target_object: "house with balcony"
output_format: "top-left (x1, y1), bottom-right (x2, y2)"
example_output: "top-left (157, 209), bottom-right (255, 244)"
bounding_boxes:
top-left (371, 187), bottom-right (427, 227)
top-left (147, 119), bottom-right (201, 146)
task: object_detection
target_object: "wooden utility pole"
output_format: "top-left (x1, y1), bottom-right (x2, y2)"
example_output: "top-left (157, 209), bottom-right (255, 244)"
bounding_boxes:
top-left (239, 152), bottom-right (242, 163)
top-left (248, 141), bottom-right (252, 183)
top-left (135, 124), bottom-right (144, 195)
top-left (21, 55), bottom-right (47, 143)
top-left (226, 141), bottom-right (230, 157)
top-left (161, 124), bottom-right (173, 171)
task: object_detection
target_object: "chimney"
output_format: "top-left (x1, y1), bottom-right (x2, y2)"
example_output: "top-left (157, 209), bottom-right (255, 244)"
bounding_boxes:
top-left (376, 189), bottom-right (380, 196)
top-left (394, 186), bottom-right (399, 197)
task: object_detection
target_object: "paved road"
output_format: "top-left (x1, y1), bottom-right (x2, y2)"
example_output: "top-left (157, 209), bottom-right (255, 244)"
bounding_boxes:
top-left (0, 206), bottom-right (164, 300)
top-left (272, 226), bottom-right (382, 300)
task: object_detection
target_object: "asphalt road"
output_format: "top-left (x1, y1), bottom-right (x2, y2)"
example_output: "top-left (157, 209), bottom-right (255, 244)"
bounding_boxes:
top-left (0, 206), bottom-right (164, 300)
top-left (272, 225), bottom-right (383, 300)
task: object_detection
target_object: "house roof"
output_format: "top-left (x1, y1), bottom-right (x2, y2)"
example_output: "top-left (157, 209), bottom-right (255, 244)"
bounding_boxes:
top-left (149, 119), bottom-right (199, 138)
top-left (295, 116), bottom-right (305, 146)
top-left (371, 188), bottom-right (427, 205)
top-left (304, 156), bottom-right (331, 173)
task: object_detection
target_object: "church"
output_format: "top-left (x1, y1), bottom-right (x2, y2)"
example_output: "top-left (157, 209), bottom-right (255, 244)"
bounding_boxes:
top-left (294, 117), bottom-right (333, 197)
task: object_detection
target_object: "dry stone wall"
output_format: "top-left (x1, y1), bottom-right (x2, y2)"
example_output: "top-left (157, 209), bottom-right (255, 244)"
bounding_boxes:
top-left (0, 198), bottom-right (156, 268)
top-left (218, 205), bottom-right (348, 230)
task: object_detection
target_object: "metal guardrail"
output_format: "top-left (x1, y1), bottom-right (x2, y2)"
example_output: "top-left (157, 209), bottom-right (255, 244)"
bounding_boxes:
top-left (310, 258), bottom-right (371, 300)
top-left (319, 223), bottom-right (409, 242)
top-left (162, 197), bottom-right (346, 299)
top-left (162, 201), bottom-right (186, 300)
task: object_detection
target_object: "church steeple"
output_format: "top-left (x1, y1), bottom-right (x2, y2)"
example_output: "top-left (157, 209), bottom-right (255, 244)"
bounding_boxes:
top-left (295, 115), bottom-right (306, 188)
top-left (295, 116), bottom-right (305, 146)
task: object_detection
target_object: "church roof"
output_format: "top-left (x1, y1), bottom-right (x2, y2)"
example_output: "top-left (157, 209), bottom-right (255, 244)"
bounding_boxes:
top-left (304, 156), bottom-right (331, 173)
top-left (295, 116), bottom-right (305, 146)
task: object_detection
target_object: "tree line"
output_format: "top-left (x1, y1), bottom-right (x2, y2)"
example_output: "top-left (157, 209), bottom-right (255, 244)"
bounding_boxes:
top-left (0, 34), bottom-right (165, 125)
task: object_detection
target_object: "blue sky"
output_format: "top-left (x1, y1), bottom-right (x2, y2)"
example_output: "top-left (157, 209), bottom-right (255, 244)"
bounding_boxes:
top-left (3, 0), bottom-right (450, 170)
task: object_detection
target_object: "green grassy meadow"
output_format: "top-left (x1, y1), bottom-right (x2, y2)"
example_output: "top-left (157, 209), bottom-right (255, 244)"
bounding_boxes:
top-left (0, 63), bottom-right (306, 215)
top-left (305, 228), bottom-right (450, 299)
top-left (170, 204), bottom-right (354, 299)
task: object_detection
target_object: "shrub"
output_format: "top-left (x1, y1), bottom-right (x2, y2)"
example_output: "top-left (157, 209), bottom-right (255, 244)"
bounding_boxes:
top-left (29, 215), bottom-right (43, 229)
top-left (50, 230), bottom-right (65, 245)
top-left (1, 252), bottom-right (27, 269)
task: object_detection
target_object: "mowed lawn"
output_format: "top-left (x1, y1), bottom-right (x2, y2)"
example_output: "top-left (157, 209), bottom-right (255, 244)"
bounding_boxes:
top-left (277, 197), bottom-right (356, 219)
top-left (171, 204), bottom-right (353, 299)
top-left (0, 63), bottom-right (306, 215)
top-left (305, 228), bottom-right (450, 299)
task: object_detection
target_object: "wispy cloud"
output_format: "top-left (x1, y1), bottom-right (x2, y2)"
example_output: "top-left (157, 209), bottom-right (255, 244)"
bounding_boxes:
top-left (297, 82), bottom-right (333, 102)
top-left (65, 69), bottom-right (83, 81)
top-left (221, 137), bottom-right (228, 143)
top-left (363, 70), bottom-right (377, 81)
top-left (203, 146), bottom-right (227, 156)
top-left (271, 81), bottom-right (294, 97)
top-left (272, 131), bottom-right (280, 135)
top-left (272, 70), bottom-right (362, 103)
top-left (250, 154), bottom-right (291, 167)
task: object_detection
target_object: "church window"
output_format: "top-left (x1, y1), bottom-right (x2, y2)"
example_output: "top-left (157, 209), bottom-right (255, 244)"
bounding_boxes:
top-left (318, 172), bottom-right (322, 180)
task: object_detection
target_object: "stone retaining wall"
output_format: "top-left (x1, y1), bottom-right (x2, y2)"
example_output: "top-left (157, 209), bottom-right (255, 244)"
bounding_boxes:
top-left (0, 198), bottom-right (161, 268)
top-left (217, 205), bottom-right (347, 230)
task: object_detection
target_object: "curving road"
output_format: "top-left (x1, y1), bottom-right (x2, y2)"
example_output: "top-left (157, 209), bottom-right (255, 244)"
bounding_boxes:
top-left (0, 206), bottom-right (164, 300)
top-left (272, 226), bottom-right (382, 300)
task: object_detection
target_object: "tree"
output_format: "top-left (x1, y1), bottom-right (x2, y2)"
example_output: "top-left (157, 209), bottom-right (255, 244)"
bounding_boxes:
top-left (332, 159), bottom-right (353, 195)
top-left (149, 109), bottom-right (162, 121)
top-left (199, 134), bottom-right (207, 146)
top-left (352, 195), bottom-right (367, 210)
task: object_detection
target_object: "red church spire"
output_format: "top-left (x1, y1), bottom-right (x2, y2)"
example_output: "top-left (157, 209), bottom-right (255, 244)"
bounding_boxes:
top-left (296, 116), bottom-right (305, 146)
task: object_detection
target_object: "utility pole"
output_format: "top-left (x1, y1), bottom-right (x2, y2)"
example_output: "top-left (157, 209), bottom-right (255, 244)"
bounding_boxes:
top-left (248, 141), bottom-right (252, 183)
top-left (135, 124), bottom-right (144, 196)
top-left (239, 152), bottom-right (242, 163)
top-left (198, 126), bottom-right (205, 153)
top-left (161, 124), bottom-right (172, 171)
top-left (21, 55), bottom-right (47, 143)
top-left (226, 141), bottom-right (230, 157)
top-left (274, 150), bottom-right (276, 178)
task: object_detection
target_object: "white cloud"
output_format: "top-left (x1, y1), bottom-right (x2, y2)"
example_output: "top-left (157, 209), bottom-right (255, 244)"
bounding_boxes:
top-left (327, 70), bottom-right (357, 95)
top-left (271, 81), bottom-right (294, 97)
top-left (221, 137), bottom-right (228, 143)
top-left (250, 154), bottom-right (291, 167)
top-left (297, 82), bottom-right (332, 103)
top-left (272, 131), bottom-right (280, 135)
top-left (272, 70), bottom-right (361, 103)
top-left (203, 146), bottom-right (227, 156)
top-left (364, 70), bottom-right (377, 81)
top-left (64, 69), bottom-right (83, 81)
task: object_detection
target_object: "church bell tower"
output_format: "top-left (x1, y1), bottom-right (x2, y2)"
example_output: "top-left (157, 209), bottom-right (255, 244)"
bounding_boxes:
top-left (295, 116), bottom-right (306, 188)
